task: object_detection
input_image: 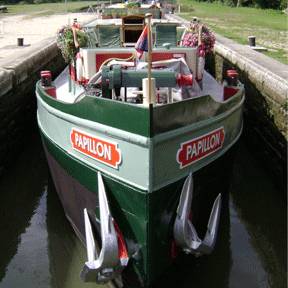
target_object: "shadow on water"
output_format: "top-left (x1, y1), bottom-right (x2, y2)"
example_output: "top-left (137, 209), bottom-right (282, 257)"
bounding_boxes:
top-left (0, 131), bottom-right (286, 288)
top-left (0, 129), bottom-right (108, 288)
top-left (153, 153), bottom-right (232, 288)
top-left (153, 137), bottom-right (286, 288)
top-left (46, 174), bottom-right (106, 288)
top-left (229, 140), bottom-right (287, 288)
top-left (153, 195), bottom-right (232, 288)
top-left (0, 130), bottom-right (48, 284)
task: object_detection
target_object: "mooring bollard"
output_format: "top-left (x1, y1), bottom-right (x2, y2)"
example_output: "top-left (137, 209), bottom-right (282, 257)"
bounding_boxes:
top-left (17, 37), bottom-right (24, 47)
top-left (248, 36), bottom-right (256, 47)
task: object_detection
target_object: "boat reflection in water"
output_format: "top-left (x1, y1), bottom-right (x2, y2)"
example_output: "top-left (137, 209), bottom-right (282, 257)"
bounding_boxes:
top-left (0, 133), bottom-right (48, 286)
top-left (0, 134), bottom-right (285, 288)
top-left (46, 175), bottom-right (110, 288)
top-left (153, 147), bottom-right (233, 288)
top-left (228, 141), bottom-right (286, 288)
top-left (153, 138), bottom-right (286, 288)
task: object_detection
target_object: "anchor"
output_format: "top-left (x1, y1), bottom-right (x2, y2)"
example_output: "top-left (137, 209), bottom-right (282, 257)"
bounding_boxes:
top-left (81, 172), bottom-right (129, 283)
top-left (173, 173), bottom-right (222, 255)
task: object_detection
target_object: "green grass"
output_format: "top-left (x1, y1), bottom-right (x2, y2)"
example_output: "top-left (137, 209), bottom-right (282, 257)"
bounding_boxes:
top-left (5, 1), bottom-right (103, 16)
top-left (178, 0), bottom-right (288, 64)
top-left (2, 1), bottom-right (287, 64)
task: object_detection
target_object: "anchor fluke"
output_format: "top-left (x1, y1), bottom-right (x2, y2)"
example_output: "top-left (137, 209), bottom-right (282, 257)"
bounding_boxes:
top-left (173, 173), bottom-right (222, 255)
top-left (81, 172), bottom-right (129, 283)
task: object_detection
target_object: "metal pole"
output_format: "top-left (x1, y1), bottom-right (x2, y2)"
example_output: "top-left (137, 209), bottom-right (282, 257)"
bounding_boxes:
top-left (146, 13), bottom-right (152, 104)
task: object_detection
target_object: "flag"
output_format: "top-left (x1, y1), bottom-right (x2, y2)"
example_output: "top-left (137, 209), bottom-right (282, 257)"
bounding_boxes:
top-left (135, 25), bottom-right (148, 58)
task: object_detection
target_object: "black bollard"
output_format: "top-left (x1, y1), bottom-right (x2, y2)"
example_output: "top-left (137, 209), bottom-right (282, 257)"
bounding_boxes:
top-left (17, 37), bottom-right (24, 47)
top-left (248, 36), bottom-right (256, 47)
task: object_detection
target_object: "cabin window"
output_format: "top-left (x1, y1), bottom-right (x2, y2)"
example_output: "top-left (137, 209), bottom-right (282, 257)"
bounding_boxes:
top-left (122, 15), bottom-right (144, 44)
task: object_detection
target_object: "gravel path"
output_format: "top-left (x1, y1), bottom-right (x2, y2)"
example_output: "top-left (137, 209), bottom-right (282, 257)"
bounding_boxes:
top-left (0, 13), bottom-right (97, 60)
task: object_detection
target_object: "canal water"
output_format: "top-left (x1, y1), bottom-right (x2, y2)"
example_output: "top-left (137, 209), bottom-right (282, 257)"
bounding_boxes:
top-left (0, 130), bottom-right (286, 288)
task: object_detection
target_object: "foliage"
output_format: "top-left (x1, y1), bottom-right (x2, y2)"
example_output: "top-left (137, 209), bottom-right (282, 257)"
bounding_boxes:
top-left (280, 0), bottom-right (287, 9)
top-left (191, 0), bottom-right (285, 9)
top-left (4, 2), bottom-right (98, 16)
top-left (179, 0), bottom-right (287, 64)
top-left (2, 0), bottom-right (285, 9)
top-left (56, 25), bottom-right (87, 62)
top-left (126, 1), bottom-right (141, 8)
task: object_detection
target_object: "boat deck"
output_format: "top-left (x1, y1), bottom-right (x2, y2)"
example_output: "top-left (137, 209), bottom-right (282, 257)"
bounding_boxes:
top-left (54, 67), bottom-right (224, 104)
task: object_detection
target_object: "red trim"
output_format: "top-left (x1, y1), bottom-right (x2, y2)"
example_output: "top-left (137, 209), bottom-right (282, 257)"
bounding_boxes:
top-left (223, 87), bottom-right (238, 100)
top-left (113, 220), bottom-right (129, 262)
top-left (69, 64), bottom-right (76, 82)
top-left (96, 53), bottom-right (133, 71)
top-left (44, 87), bottom-right (56, 98)
top-left (177, 74), bottom-right (193, 86)
top-left (152, 52), bottom-right (185, 62)
top-left (78, 78), bottom-right (89, 85)
top-left (40, 70), bottom-right (51, 77)
top-left (227, 69), bottom-right (238, 78)
top-left (170, 240), bottom-right (178, 259)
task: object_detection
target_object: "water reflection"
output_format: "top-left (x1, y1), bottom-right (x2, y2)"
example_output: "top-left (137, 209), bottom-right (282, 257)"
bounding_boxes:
top-left (229, 141), bottom-right (286, 288)
top-left (46, 175), bottom-right (106, 288)
top-left (154, 139), bottom-right (286, 288)
top-left (153, 170), bottom-right (232, 288)
top-left (0, 132), bottom-right (48, 285)
top-left (0, 132), bottom-right (108, 288)
top-left (0, 190), bottom-right (50, 288)
top-left (0, 133), bottom-right (286, 288)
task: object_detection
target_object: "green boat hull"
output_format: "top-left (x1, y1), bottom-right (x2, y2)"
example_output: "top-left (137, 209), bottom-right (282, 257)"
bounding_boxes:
top-left (36, 80), bottom-right (244, 286)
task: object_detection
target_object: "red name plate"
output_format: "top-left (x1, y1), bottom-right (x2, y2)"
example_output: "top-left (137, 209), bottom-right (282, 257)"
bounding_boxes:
top-left (177, 127), bottom-right (225, 169)
top-left (71, 129), bottom-right (121, 169)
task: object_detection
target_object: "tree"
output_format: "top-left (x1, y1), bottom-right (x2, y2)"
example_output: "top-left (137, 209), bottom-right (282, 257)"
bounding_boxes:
top-left (223, 0), bottom-right (237, 6)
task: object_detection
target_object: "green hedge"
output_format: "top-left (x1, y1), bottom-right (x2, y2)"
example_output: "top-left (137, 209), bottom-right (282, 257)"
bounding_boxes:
top-left (193, 0), bottom-right (287, 9)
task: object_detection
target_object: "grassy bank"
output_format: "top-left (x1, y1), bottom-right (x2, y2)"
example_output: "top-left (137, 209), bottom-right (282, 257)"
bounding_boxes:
top-left (5, 1), bottom-right (102, 17)
top-left (178, 0), bottom-right (287, 64)
top-left (3, 1), bottom-right (287, 64)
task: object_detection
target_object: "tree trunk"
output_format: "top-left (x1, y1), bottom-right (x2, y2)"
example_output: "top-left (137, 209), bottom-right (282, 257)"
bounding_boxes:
top-left (237, 0), bottom-right (243, 7)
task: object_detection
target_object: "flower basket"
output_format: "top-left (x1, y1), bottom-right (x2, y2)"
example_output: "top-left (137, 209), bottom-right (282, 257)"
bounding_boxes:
top-left (181, 21), bottom-right (215, 81)
top-left (56, 24), bottom-right (88, 63)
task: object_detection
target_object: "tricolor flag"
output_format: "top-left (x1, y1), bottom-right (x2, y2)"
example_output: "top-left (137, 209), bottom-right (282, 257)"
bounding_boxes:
top-left (135, 25), bottom-right (148, 58)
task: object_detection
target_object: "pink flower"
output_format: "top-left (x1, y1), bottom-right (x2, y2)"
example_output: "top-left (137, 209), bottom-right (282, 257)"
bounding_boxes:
top-left (181, 24), bottom-right (215, 57)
